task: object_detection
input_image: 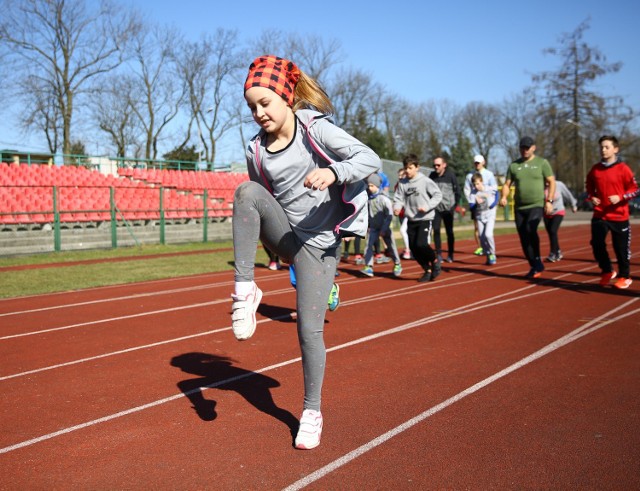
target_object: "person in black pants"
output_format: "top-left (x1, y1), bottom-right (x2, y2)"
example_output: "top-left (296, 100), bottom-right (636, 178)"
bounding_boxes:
top-left (499, 136), bottom-right (556, 278)
top-left (586, 135), bottom-right (638, 289)
top-left (429, 157), bottom-right (461, 262)
top-left (543, 180), bottom-right (577, 262)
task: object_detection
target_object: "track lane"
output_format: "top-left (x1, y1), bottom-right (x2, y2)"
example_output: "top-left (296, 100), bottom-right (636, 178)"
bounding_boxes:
top-left (1, 224), bottom-right (638, 489)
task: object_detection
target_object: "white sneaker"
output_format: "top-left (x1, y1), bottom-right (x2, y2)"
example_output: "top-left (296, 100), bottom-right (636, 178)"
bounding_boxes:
top-left (230, 285), bottom-right (263, 340)
top-left (294, 409), bottom-right (323, 450)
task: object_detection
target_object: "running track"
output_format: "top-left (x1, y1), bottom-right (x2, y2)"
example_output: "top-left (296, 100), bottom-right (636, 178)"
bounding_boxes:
top-left (1, 224), bottom-right (638, 489)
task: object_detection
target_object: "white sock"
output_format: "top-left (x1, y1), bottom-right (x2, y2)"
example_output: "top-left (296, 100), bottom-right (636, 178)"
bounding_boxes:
top-left (234, 281), bottom-right (255, 298)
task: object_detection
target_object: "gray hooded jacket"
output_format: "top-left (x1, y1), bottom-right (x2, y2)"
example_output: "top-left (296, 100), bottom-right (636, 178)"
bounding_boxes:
top-left (393, 172), bottom-right (443, 221)
top-left (246, 109), bottom-right (380, 248)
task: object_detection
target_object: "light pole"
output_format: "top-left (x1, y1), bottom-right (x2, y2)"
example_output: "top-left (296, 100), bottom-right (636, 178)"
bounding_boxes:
top-left (566, 119), bottom-right (586, 191)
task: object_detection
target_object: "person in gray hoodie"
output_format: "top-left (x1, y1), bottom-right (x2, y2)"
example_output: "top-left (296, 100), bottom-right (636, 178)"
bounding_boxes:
top-left (360, 173), bottom-right (402, 278)
top-left (236, 55), bottom-right (380, 450)
top-left (543, 179), bottom-right (578, 262)
top-left (393, 154), bottom-right (443, 282)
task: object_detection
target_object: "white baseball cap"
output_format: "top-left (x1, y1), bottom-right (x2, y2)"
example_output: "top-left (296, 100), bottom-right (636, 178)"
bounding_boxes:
top-left (473, 155), bottom-right (485, 164)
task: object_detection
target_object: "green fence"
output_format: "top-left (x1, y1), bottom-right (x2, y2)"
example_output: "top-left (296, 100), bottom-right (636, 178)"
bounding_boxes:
top-left (0, 185), bottom-right (232, 252)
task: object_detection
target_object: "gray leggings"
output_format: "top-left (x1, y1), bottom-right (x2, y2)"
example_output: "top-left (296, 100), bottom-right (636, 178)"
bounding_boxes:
top-left (233, 181), bottom-right (337, 411)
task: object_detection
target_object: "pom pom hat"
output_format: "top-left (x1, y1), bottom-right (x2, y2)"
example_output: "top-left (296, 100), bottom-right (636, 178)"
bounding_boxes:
top-left (244, 55), bottom-right (301, 107)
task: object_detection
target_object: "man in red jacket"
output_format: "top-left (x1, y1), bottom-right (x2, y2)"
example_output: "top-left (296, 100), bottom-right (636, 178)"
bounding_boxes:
top-left (587, 135), bottom-right (639, 289)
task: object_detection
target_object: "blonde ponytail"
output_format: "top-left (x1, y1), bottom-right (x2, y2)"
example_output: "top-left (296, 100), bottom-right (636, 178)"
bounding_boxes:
top-left (292, 71), bottom-right (335, 116)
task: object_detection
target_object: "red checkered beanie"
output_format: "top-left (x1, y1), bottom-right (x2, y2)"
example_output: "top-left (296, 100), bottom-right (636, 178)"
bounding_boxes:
top-left (244, 55), bottom-right (300, 106)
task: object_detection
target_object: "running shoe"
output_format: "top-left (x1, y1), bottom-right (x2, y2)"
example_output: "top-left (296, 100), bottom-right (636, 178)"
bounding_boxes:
top-left (418, 270), bottom-right (432, 282)
top-left (355, 254), bottom-right (364, 265)
top-left (361, 266), bottom-right (374, 277)
top-left (230, 284), bottom-right (263, 340)
top-left (268, 261), bottom-right (281, 271)
top-left (525, 265), bottom-right (544, 279)
top-left (393, 263), bottom-right (402, 277)
top-left (402, 250), bottom-right (411, 260)
top-left (328, 283), bottom-right (340, 311)
top-left (445, 255), bottom-right (454, 263)
top-left (295, 409), bottom-right (323, 450)
top-left (525, 259), bottom-right (544, 278)
top-left (599, 271), bottom-right (617, 287)
top-left (431, 259), bottom-right (441, 280)
top-left (525, 268), bottom-right (541, 279)
top-left (474, 247), bottom-right (484, 256)
top-left (546, 253), bottom-right (557, 263)
top-left (486, 254), bottom-right (497, 265)
top-left (556, 250), bottom-right (564, 261)
top-left (375, 254), bottom-right (391, 264)
top-left (613, 277), bottom-right (632, 289)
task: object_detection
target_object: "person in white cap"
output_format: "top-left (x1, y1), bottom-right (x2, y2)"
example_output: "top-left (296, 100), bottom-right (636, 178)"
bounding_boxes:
top-left (463, 155), bottom-right (497, 256)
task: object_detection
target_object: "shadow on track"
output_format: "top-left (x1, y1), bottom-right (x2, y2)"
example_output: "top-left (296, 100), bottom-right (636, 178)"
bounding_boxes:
top-left (170, 352), bottom-right (299, 440)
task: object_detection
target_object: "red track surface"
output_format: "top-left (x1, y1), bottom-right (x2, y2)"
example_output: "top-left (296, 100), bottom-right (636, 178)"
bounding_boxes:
top-left (1, 224), bottom-right (639, 490)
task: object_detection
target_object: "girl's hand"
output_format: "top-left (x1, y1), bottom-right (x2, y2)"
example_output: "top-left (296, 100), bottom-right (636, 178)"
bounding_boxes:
top-left (304, 168), bottom-right (336, 191)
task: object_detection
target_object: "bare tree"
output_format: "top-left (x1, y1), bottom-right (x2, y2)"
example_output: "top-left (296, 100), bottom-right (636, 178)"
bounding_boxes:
top-left (389, 100), bottom-right (448, 162)
top-left (128, 24), bottom-right (185, 161)
top-left (176, 29), bottom-right (244, 164)
top-left (330, 68), bottom-right (377, 129)
top-left (460, 101), bottom-right (502, 163)
top-left (249, 30), bottom-right (342, 83)
top-left (21, 77), bottom-right (62, 153)
top-left (497, 90), bottom-right (540, 160)
top-left (377, 93), bottom-right (405, 160)
top-left (0, 0), bottom-right (138, 156)
top-left (92, 74), bottom-right (140, 157)
top-left (532, 18), bottom-right (633, 189)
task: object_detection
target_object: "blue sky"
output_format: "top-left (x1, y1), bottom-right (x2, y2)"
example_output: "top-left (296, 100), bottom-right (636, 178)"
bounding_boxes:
top-left (2, 0), bottom-right (639, 163)
top-left (141, 0), bottom-right (640, 106)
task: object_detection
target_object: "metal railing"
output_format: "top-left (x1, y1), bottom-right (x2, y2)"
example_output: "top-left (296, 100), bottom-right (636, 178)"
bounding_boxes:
top-left (0, 185), bottom-right (233, 252)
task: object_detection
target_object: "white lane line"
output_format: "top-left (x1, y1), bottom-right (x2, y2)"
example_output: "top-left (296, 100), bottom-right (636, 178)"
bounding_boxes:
top-left (0, 261), bottom-right (594, 379)
top-left (0, 234), bottom-right (538, 317)
top-left (1, 274), bottom-right (634, 455)
top-left (0, 268), bottom-right (233, 302)
top-left (0, 355), bottom-right (302, 455)
top-left (0, 273), bottom-right (513, 380)
top-left (0, 282), bottom-right (306, 340)
top-left (0, 301), bottom-right (223, 340)
top-left (0, 261), bottom-right (436, 340)
top-left (0, 274), bottom-right (482, 380)
top-left (0, 282), bottom-right (232, 318)
top-left (0, 316), bottom-right (285, 382)
top-left (282, 299), bottom-right (640, 491)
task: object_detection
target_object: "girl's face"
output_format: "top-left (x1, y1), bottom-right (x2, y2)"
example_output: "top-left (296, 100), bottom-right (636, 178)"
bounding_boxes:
top-left (245, 86), bottom-right (292, 135)
top-left (473, 179), bottom-right (484, 191)
top-left (404, 164), bottom-right (419, 179)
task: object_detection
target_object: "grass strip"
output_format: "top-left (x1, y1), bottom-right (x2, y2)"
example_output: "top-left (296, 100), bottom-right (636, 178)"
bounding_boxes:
top-left (0, 225), bottom-right (516, 299)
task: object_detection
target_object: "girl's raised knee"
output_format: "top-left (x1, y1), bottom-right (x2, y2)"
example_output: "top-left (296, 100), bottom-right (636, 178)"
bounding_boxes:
top-left (235, 180), bottom-right (262, 200)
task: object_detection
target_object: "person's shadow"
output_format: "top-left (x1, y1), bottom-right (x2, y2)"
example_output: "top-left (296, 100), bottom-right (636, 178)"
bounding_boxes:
top-left (170, 352), bottom-right (299, 440)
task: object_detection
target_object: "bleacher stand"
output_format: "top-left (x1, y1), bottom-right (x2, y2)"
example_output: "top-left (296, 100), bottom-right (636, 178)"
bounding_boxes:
top-left (0, 162), bottom-right (248, 227)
